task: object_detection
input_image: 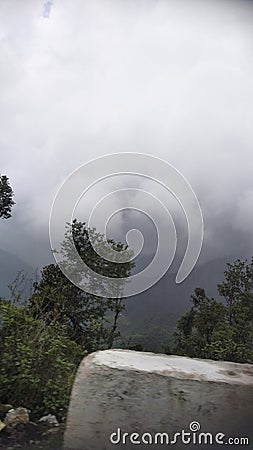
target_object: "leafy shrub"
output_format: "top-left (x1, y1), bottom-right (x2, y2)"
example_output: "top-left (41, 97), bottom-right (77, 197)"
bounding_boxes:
top-left (0, 300), bottom-right (86, 420)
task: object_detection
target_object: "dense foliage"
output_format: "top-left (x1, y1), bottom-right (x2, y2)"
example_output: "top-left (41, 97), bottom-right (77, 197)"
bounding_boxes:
top-left (0, 300), bottom-right (85, 420)
top-left (0, 221), bottom-right (134, 419)
top-left (173, 259), bottom-right (253, 363)
top-left (0, 174), bottom-right (15, 219)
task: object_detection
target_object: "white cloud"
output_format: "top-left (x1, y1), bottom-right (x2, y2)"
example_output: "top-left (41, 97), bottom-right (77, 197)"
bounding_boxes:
top-left (0, 0), bottom-right (253, 265)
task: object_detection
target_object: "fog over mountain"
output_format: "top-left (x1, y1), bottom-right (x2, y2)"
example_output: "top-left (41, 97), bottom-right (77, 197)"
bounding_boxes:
top-left (0, 0), bottom-right (253, 310)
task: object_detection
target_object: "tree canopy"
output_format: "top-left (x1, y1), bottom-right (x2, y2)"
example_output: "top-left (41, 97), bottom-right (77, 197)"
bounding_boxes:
top-left (0, 174), bottom-right (15, 219)
top-left (29, 220), bottom-right (135, 351)
top-left (172, 258), bottom-right (253, 363)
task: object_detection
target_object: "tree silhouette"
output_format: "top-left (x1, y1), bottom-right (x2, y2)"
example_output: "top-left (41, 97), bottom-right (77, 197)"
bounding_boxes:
top-left (0, 175), bottom-right (15, 219)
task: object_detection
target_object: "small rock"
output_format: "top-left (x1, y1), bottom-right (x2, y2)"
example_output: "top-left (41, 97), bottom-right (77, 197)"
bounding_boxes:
top-left (38, 414), bottom-right (59, 427)
top-left (4, 407), bottom-right (29, 427)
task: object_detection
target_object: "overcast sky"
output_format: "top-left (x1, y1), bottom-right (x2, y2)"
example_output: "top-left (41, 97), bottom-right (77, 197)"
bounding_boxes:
top-left (0, 0), bottom-right (253, 272)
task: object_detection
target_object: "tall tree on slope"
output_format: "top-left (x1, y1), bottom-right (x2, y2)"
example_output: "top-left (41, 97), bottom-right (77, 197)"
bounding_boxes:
top-left (0, 174), bottom-right (15, 219)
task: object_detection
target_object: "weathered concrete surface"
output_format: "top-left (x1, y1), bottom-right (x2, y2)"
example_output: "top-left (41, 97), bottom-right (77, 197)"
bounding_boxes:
top-left (64, 350), bottom-right (253, 450)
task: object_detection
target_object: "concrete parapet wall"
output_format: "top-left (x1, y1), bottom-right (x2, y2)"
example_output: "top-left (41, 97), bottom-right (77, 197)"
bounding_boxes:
top-left (64, 350), bottom-right (253, 449)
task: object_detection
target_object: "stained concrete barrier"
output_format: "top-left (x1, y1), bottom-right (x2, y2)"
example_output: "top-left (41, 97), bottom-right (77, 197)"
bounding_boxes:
top-left (64, 350), bottom-right (253, 450)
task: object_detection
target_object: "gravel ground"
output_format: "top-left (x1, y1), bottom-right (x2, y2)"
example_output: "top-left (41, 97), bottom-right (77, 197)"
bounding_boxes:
top-left (0, 426), bottom-right (64, 450)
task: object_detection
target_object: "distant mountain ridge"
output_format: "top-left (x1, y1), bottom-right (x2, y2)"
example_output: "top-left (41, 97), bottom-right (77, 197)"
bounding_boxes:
top-left (120, 256), bottom-right (233, 351)
top-left (125, 256), bottom-right (229, 317)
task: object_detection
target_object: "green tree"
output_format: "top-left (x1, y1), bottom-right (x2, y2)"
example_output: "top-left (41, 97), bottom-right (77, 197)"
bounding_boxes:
top-left (29, 263), bottom-right (110, 352)
top-left (174, 288), bottom-right (226, 358)
top-left (173, 259), bottom-right (253, 363)
top-left (30, 220), bottom-right (135, 351)
top-left (0, 174), bottom-right (15, 219)
top-left (217, 258), bottom-right (253, 362)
